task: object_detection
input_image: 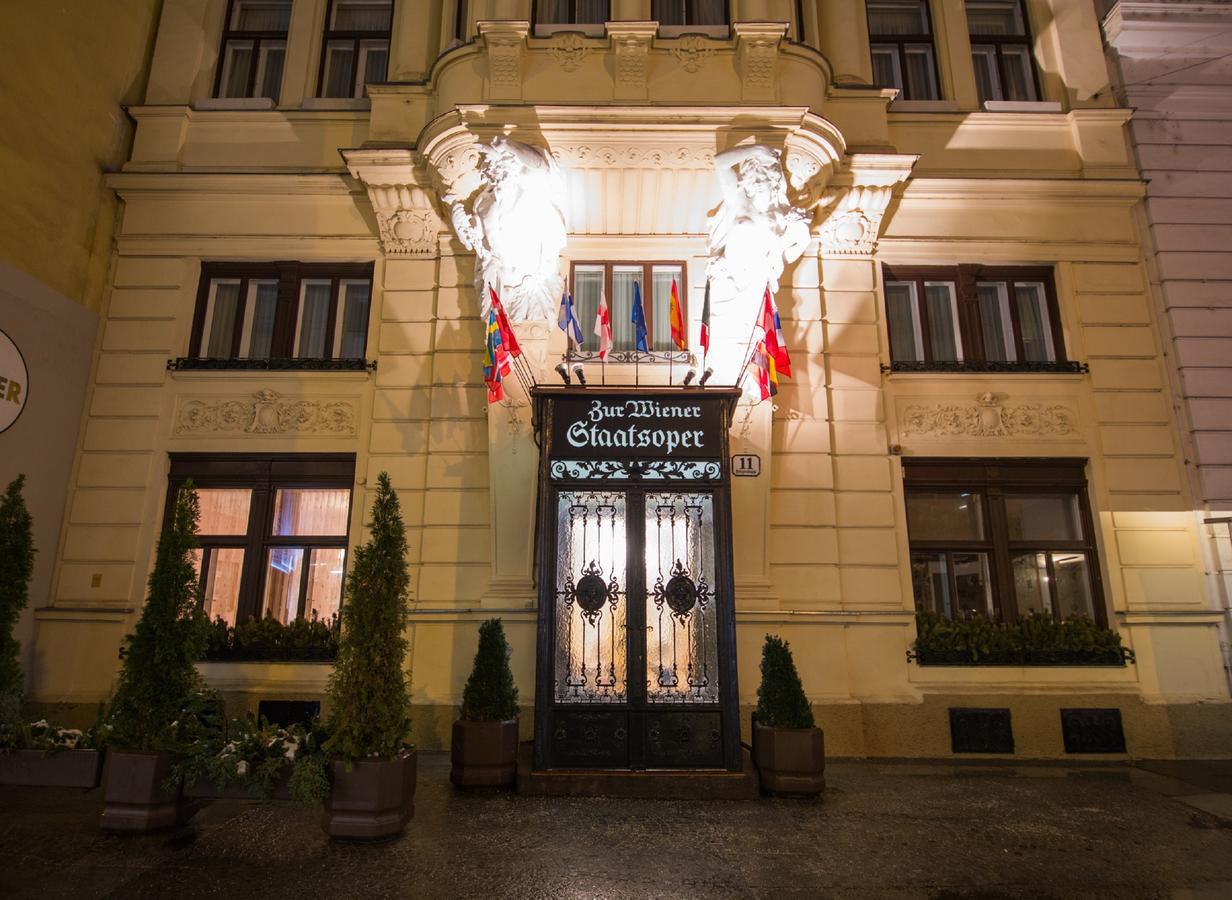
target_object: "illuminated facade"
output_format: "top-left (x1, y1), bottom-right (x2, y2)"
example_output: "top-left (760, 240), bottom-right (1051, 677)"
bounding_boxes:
top-left (26, 0), bottom-right (1232, 758)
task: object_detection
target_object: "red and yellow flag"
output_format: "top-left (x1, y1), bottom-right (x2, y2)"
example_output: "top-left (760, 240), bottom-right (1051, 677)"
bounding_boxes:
top-left (669, 277), bottom-right (686, 351)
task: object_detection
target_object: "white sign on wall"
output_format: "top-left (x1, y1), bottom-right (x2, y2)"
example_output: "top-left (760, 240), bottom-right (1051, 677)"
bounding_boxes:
top-left (0, 329), bottom-right (28, 433)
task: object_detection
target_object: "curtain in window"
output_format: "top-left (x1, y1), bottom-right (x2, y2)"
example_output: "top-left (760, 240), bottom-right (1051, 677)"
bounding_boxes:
top-left (360, 41), bottom-right (389, 90)
top-left (868, 0), bottom-right (927, 35)
top-left (611, 269), bottom-right (641, 350)
top-left (1014, 283), bottom-right (1054, 362)
top-left (871, 46), bottom-right (902, 91)
top-left (221, 42), bottom-right (254, 98)
top-left (970, 45), bottom-right (1001, 103)
top-left (652, 0), bottom-right (686, 25)
top-left (332, 0), bottom-right (393, 31)
top-left (323, 43), bottom-right (355, 97)
top-left (248, 281), bottom-right (278, 358)
top-left (651, 269), bottom-right (679, 351)
top-left (924, 283), bottom-right (961, 361)
top-left (692, 0), bottom-right (727, 26)
top-left (298, 282), bottom-right (332, 357)
top-left (257, 42), bottom-right (286, 99)
top-left (339, 282), bottom-right (370, 358)
top-left (902, 44), bottom-right (938, 99)
top-left (976, 283), bottom-right (1014, 362)
top-left (207, 282), bottom-right (241, 357)
top-left (232, 0), bottom-right (292, 31)
top-left (885, 283), bottom-right (920, 362)
top-left (999, 45), bottom-right (1037, 101)
top-left (573, 269), bottom-right (603, 351)
top-left (965, 0), bottom-right (1024, 35)
top-left (539, 0), bottom-right (609, 24)
top-left (575, 0), bottom-right (609, 23)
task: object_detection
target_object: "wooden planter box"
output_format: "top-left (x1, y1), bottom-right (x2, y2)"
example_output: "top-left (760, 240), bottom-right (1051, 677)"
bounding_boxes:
top-left (100, 750), bottom-right (181, 832)
top-left (751, 722), bottom-right (825, 798)
top-left (450, 719), bottom-right (518, 788)
top-left (322, 751), bottom-right (417, 841)
top-left (0, 749), bottom-right (104, 788)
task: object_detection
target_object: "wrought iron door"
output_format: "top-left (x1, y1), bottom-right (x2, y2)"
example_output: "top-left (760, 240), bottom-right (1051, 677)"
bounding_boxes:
top-left (540, 481), bottom-right (737, 770)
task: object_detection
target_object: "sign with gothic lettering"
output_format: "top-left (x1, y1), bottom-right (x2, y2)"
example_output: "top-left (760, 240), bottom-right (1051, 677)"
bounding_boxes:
top-left (546, 391), bottom-right (730, 461)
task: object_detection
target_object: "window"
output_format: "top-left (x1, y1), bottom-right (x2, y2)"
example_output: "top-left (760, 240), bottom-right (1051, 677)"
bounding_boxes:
top-left (867, 0), bottom-right (941, 101)
top-left (570, 262), bottom-right (687, 356)
top-left (319, 0), bottom-right (393, 99)
top-left (168, 455), bottom-right (355, 628)
top-left (214, 0), bottom-right (292, 100)
top-left (904, 459), bottom-right (1105, 625)
top-left (652, 0), bottom-right (729, 28)
top-left (966, 0), bottom-right (1039, 104)
top-left (535, 0), bottom-right (610, 28)
top-left (882, 265), bottom-right (1072, 372)
top-left (185, 262), bottom-right (373, 368)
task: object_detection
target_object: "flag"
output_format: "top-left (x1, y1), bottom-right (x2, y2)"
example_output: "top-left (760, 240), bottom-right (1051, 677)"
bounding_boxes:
top-left (752, 339), bottom-right (778, 402)
top-left (669, 277), bottom-right (686, 351)
top-left (483, 308), bottom-right (510, 404)
top-left (760, 285), bottom-right (792, 377)
top-left (594, 289), bottom-right (613, 361)
top-left (557, 289), bottom-right (584, 346)
top-left (700, 279), bottom-right (711, 367)
top-left (488, 286), bottom-right (521, 359)
top-left (631, 281), bottom-right (648, 352)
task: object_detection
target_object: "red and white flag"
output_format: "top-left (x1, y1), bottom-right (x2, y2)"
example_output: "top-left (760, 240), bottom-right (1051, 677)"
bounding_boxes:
top-left (594, 289), bottom-right (613, 361)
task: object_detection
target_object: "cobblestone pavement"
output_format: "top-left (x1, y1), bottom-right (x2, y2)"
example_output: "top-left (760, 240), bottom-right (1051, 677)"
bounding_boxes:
top-left (2, 754), bottom-right (1232, 900)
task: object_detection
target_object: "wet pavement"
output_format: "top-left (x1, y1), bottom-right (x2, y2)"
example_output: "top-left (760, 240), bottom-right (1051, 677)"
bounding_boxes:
top-left (2, 753), bottom-right (1232, 899)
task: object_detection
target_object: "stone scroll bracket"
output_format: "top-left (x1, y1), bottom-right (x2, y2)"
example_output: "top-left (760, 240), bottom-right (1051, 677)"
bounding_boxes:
top-left (342, 149), bottom-right (444, 259)
top-left (479, 21), bottom-right (529, 101)
top-left (733, 23), bottom-right (787, 103)
top-left (607, 22), bottom-right (656, 102)
top-left (816, 152), bottom-right (918, 258)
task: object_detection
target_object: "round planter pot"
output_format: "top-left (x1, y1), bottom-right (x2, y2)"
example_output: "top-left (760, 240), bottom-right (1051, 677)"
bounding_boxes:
top-left (322, 750), bottom-right (417, 841)
top-left (751, 722), bottom-right (825, 798)
top-left (100, 750), bottom-right (181, 832)
top-left (450, 718), bottom-right (519, 788)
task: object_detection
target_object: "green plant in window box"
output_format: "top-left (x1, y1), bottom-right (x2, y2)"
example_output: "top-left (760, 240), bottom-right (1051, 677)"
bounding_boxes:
top-left (909, 611), bottom-right (1134, 666)
top-left (751, 635), bottom-right (825, 798)
top-left (202, 612), bottom-right (340, 661)
top-left (450, 618), bottom-right (520, 788)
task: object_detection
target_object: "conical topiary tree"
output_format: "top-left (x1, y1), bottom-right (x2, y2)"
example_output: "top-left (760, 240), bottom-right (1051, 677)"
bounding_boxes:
top-left (324, 472), bottom-right (412, 759)
top-left (107, 481), bottom-right (209, 750)
top-left (755, 634), bottom-right (814, 729)
top-left (460, 618), bottom-right (518, 722)
top-left (0, 475), bottom-right (35, 727)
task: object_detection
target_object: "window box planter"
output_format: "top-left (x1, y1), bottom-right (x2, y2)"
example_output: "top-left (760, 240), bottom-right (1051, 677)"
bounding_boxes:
top-left (322, 751), bottom-right (417, 841)
top-left (450, 719), bottom-right (518, 788)
top-left (200, 647), bottom-right (338, 663)
top-left (100, 751), bottom-right (181, 833)
top-left (751, 721), bottom-right (825, 798)
top-left (0, 748), bottom-right (105, 788)
top-left (911, 648), bottom-right (1131, 667)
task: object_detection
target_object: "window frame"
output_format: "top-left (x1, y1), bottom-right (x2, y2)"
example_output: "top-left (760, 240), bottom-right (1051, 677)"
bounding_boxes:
top-left (866, 0), bottom-right (943, 101)
top-left (881, 264), bottom-right (1072, 372)
top-left (213, 0), bottom-right (293, 100)
top-left (965, 0), bottom-right (1041, 104)
top-left (167, 454), bottom-right (356, 628)
top-left (186, 261), bottom-right (374, 368)
top-left (651, 0), bottom-right (732, 31)
top-left (316, 0), bottom-right (395, 99)
top-left (532, 0), bottom-right (612, 34)
top-left (569, 260), bottom-right (689, 358)
top-left (904, 458), bottom-right (1107, 627)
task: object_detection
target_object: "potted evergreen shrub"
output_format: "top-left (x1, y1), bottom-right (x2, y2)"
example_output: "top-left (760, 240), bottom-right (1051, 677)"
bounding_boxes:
top-left (450, 618), bottom-right (519, 788)
top-left (751, 634), bottom-right (825, 798)
top-left (100, 481), bottom-right (211, 831)
top-left (319, 473), bottom-right (416, 840)
top-left (0, 475), bottom-right (106, 789)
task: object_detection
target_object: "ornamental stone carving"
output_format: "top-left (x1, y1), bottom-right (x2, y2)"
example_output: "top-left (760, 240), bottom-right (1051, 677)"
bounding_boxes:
top-left (175, 390), bottom-right (357, 436)
top-left (734, 23), bottom-right (786, 100)
top-left (550, 32), bottom-right (590, 72)
top-left (816, 154), bottom-right (917, 257)
top-left (368, 184), bottom-right (442, 257)
top-left (479, 21), bottom-right (527, 99)
top-left (608, 23), bottom-right (655, 101)
top-left (900, 392), bottom-right (1078, 439)
top-left (442, 136), bottom-right (568, 322)
top-left (671, 35), bottom-right (715, 73)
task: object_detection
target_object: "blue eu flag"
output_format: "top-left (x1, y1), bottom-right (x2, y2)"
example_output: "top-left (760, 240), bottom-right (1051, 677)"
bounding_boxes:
top-left (631, 281), bottom-right (648, 352)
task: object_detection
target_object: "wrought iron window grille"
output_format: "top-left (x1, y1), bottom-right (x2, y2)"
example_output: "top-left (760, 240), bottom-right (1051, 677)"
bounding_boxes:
top-left (168, 357), bottom-right (376, 372)
top-left (549, 459), bottom-right (723, 482)
top-left (570, 349), bottom-right (692, 365)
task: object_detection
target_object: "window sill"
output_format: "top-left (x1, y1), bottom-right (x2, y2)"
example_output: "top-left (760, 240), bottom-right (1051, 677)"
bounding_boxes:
top-left (194, 97), bottom-right (277, 111)
top-left (889, 99), bottom-right (959, 113)
top-left (167, 357), bottom-right (376, 373)
top-left (883, 361), bottom-right (1088, 375)
top-left (302, 97), bottom-right (370, 111)
top-left (982, 100), bottom-right (1062, 114)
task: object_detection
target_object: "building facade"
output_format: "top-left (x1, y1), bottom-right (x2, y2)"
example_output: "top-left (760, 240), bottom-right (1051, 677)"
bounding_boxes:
top-left (1101, 0), bottom-right (1232, 698)
top-left (26, 0), bottom-right (1232, 758)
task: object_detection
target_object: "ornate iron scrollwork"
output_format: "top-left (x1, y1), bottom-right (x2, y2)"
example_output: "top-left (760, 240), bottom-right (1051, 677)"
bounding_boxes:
top-left (550, 459), bottom-right (722, 482)
top-left (572, 560), bottom-right (614, 619)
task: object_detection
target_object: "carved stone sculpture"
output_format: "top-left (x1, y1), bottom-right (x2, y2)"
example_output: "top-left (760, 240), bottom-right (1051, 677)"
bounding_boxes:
top-left (443, 136), bottom-right (568, 322)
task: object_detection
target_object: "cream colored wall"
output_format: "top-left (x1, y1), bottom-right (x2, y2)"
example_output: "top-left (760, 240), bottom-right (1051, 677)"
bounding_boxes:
top-left (31, 0), bottom-right (1230, 755)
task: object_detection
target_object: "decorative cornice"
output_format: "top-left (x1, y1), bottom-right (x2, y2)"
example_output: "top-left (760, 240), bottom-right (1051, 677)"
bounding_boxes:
top-left (174, 389), bottom-right (357, 436)
top-left (899, 392), bottom-right (1079, 440)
